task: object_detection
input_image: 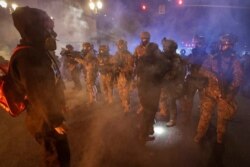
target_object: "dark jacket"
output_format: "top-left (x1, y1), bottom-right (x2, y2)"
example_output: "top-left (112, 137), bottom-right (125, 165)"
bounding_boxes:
top-left (8, 44), bottom-right (65, 133)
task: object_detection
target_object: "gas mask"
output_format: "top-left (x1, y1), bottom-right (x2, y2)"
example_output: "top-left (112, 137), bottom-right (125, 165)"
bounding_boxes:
top-left (117, 40), bottom-right (128, 51)
top-left (82, 43), bottom-right (92, 55)
top-left (99, 45), bottom-right (109, 56)
top-left (162, 38), bottom-right (177, 55)
top-left (141, 38), bottom-right (149, 46)
top-left (44, 18), bottom-right (57, 51)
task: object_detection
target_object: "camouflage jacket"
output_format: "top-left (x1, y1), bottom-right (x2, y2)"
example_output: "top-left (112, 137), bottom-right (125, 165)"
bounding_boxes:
top-left (113, 50), bottom-right (134, 74)
top-left (162, 52), bottom-right (185, 84)
top-left (97, 54), bottom-right (114, 75)
top-left (200, 52), bottom-right (243, 98)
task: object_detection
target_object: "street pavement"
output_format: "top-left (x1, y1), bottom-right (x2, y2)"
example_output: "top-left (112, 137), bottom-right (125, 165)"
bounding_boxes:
top-left (0, 82), bottom-right (250, 167)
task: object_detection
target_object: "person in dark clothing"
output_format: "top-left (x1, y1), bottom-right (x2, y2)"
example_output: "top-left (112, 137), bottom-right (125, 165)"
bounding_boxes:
top-left (134, 31), bottom-right (170, 142)
top-left (9, 6), bottom-right (70, 167)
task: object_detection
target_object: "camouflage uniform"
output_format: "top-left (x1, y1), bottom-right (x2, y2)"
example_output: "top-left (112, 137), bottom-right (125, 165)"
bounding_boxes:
top-left (181, 36), bottom-right (208, 121)
top-left (97, 45), bottom-right (114, 104)
top-left (134, 32), bottom-right (170, 141)
top-left (76, 42), bottom-right (98, 105)
top-left (61, 45), bottom-right (82, 90)
top-left (159, 38), bottom-right (185, 126)
top-left (114, 40), bottom-right (134, 112)
top-left (194, 34), bottom-right (243, 143)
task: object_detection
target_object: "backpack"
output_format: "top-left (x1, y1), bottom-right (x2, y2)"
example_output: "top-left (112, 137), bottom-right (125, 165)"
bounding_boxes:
top-left (0, 46), bottom-right (30, 117)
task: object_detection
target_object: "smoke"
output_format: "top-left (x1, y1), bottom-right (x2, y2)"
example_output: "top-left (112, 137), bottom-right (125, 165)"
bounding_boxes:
top-left (0, 8), bottom-right (19, 59)
top-left (98, 0), bottom-right (250, 54)
top-left (1, 0), bottom-right (250, 57)
top-left (39, 1), bottom-right (97, 54)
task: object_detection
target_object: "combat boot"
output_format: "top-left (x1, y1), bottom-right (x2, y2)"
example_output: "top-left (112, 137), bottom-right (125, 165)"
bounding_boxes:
top-left (166, 120), bottom-right (176, 127)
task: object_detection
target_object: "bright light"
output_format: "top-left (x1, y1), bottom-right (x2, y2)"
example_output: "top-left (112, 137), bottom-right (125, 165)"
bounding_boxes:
top-left (178, 0), bottom-right (183, 5)
top-left (89, 1), bottom-right (95, 10)
top-left (11, 3), bottom-right (18, 10)
top-left (154, 126), bottom-right (165, 136)
top-left (141, 4), bottom-right (147, 10)
top-left (96, 1), bottom-right (103, 9)
top-left (0, 0), bottom-right (8, 8)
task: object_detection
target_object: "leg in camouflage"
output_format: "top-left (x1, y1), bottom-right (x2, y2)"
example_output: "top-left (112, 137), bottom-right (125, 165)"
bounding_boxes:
top-left (117, 74), bottom-right (130, 112)
top-left (159, 87), bottom-right (168, 117)
top-left (194, 95), bottom-right (215, 143)
top-left (166, 95), bottom-right (177, 127)
top-left (86, 71), bottom-right (97, 105)
top-left (100, 74), bottom-right (113, 104)
top-left (217, 99), bottom-right (230, 143)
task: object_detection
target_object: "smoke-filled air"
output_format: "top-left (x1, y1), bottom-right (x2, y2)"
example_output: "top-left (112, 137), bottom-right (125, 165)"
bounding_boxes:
top-left (0, 0), bottom-right (250, 167)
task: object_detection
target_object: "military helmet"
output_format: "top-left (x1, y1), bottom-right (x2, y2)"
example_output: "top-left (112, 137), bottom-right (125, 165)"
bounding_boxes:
top-left (99, 44), bottom-right (109, 54)
top-left (82, 42), bottom-right (92, 51)
top-left (66, 44), bottom-right (73, 50)
top-left (117, 39), bottom-right (127, 46)
top-left (117, 39), bottom-right (128, 50)
top-left (219, 34), bottom-right (237, 46)
top-left (140, 31), bottom-right (150, 39)
top-left (162, 37), bottom-right (178, 51)
top-left (219, 34), bottom-right (237, 52)
top-left (82, 42), bottom-right (91, 48)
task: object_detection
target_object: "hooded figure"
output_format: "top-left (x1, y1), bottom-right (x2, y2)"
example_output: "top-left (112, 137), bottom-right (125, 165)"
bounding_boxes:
top-left (12, 6), bottom-right (57, 49)
top-left (9, 7), bottom-right (70, 167)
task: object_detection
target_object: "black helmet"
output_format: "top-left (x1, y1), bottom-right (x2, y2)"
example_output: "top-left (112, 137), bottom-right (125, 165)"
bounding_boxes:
top-left (219, 34), bottom-right (237, 52)
top-left (66, 44), bottom-right (73, 50)
top-left (162, 37), bottom-right (178, 53)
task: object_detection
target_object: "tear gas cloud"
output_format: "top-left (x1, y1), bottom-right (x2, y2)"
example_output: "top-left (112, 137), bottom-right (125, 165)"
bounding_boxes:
top-left (1, 1), bottom-right (250, 166)
top-left (108, 0), bottom-right (250, 54)
top-left (1, 0), bottom-right (249, 55)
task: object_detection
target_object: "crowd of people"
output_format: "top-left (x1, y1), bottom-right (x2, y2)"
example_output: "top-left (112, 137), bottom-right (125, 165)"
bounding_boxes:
top-left (1, 6), bottom-right (250, 167)
top-left (59, 31), bottom-right (247, 145)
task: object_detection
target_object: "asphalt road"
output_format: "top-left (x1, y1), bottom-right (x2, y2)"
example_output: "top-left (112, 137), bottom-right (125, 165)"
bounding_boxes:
top-left (0, 82), bottom-right (250, 167)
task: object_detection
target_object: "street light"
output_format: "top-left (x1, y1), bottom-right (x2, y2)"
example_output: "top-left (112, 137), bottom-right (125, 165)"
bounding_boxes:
top-left (89, 0), bottom-right (103, 14)
top-left (0, 1), bottom-right (18, 13)
top-left (0, 0), bottom-right (7, 8)
top-left (11, 3), bottom-right (18, 11)
top-left (178, 0), bottom-right (183, 5)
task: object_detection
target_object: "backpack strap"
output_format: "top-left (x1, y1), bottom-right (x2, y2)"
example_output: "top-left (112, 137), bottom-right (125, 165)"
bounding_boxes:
top-left (7, 45), bottom-right (32, 72)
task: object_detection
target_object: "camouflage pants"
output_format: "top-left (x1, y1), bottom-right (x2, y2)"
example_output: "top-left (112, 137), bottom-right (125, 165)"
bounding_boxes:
top-left (117, 73), bottom-right (131, 112)
top-left (86, 70), bottom-right (97, 105)
top-left (196, 95), bottom-right (235, 142)
top-left (100, 73), bottom-right (113, 104)
top-left (159, 83), bottom-right (184, 121)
